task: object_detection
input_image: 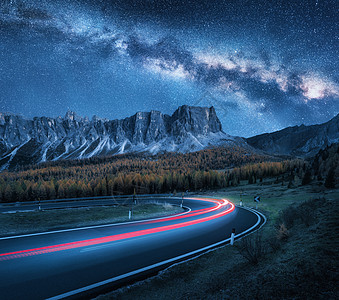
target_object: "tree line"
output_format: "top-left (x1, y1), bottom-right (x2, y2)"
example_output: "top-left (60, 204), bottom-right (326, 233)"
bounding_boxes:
top-left (0, 146), bottom-right (305, 202)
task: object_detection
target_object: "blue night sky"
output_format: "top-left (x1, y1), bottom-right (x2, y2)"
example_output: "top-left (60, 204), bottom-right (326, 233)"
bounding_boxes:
top-left (0, 0), bottom-right (338, 137)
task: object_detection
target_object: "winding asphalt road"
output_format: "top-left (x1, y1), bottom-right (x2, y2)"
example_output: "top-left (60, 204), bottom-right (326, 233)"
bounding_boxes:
top-left (0, 197), bottom-right (264, 299)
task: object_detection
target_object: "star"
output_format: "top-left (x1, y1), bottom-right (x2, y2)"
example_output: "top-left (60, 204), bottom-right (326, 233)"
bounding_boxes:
top-left (0, 0), bottom-right (337, 137)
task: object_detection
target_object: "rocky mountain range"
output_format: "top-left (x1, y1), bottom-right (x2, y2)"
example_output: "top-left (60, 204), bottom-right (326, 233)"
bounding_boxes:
top-left (246, 114), bottom-right (339, 157)
top-left (0, 105), bottom-right (244, 170)
top-left (0, 105), bottom-right (338, 171)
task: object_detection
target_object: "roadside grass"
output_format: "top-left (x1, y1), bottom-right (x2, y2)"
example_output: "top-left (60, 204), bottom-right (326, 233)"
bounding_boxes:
top-left (0, 203), bottom-right (183, 237)
top-left (208, 178), bottom-right (337, 236)
top-left (95, 180), bottom-right (339, 300)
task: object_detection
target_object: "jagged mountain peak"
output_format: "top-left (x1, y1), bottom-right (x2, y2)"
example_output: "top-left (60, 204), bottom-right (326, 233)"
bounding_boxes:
top-left (91, 115), bottom-right (107, 123)
top-left (64, 110), bottom-right (83, 122)
top-left (173, 105), bottom-right (216, 116)
top-left (0, 105), bottom-right (243, 170)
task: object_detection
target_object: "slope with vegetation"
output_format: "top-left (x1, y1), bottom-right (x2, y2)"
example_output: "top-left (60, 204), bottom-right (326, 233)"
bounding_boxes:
top-left (96, 180), bottom-right (339, 300)
top-left (0, 146), bottom-right (304, 202)
top-left (311, 143), bottom-right (339, 188)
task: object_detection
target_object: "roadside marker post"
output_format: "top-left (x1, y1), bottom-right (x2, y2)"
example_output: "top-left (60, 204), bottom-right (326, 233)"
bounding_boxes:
top-left (230, 228), bottom-right (235, 245)
top-left (129, 210), bottom-right (132, 220)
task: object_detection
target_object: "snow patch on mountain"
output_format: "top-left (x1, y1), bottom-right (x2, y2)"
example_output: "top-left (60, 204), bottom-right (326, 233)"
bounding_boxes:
top-left (0, 105), bottom-right (248, 170)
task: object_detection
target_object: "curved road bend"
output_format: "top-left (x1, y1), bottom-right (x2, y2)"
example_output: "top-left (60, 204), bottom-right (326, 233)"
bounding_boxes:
top-left (0, 197), bottom-right (263, 299)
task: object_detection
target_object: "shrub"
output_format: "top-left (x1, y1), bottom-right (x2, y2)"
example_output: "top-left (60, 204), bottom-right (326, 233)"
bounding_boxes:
top-left (267, 236), bottom-right (282, 251)
top-left (299, 206), bottom-right (315, 226)
top-left (278, 199), bottom-right (317, 229)
top-left (325, 167), bottom-right (336, 189)
top-left (278, 206), bottom-right (297, 228)
top-left (237, 232), bottom-right (266, 265)
top-left (277, 223), bottom-right (289, 240)
top-left (302, 170), bottom-right (312, 185)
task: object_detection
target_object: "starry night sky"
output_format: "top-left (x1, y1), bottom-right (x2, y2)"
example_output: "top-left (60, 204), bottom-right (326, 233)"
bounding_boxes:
top-left (0, 0), bottom-right (338, 137)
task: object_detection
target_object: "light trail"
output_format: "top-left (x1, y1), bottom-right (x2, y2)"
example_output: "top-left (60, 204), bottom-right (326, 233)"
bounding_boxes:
top-left (0, 198), bottom-right (235, 261)
top-left (142, 197), bottom-right (227, 225)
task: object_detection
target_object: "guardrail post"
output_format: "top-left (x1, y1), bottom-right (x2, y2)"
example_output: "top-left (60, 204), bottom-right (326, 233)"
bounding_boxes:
top-left (230, 228), bottom-right (235, 245)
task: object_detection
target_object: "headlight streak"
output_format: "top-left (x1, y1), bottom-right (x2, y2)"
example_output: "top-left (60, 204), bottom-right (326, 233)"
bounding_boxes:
top-left (0, 198), bottom-right (234, 261)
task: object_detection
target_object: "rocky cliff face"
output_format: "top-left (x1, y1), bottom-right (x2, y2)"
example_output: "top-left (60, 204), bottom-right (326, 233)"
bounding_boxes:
top-left (0, 105), bottom-right (241, 170)
top-left (246, 114), bottom-right (339, 157)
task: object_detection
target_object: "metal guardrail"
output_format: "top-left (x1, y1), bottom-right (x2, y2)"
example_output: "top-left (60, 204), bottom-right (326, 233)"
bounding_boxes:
top-left (0, 193), bottom-right (195, 207)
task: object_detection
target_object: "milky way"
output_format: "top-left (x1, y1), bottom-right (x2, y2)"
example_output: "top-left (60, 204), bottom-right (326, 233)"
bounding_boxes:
top-left (0, 0), bottom-right (338, 136)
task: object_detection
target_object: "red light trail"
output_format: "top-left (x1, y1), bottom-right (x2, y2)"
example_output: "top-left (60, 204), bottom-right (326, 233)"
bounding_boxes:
top-left (0, 198), bottom-right (235, 261)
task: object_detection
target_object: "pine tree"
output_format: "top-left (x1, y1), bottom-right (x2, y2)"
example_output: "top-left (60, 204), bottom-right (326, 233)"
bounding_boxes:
top-left (302, 170), bottom-right (312, 185)
top-left (325, 167), bottom-right (336, 188)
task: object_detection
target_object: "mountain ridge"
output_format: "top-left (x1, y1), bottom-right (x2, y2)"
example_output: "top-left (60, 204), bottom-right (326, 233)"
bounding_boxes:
top-left (0, 105), bottom-right (245, 170)
top-left (246, 113), bottom-right (339, 157)
top-left (1, 107), bottom-right (338, 171)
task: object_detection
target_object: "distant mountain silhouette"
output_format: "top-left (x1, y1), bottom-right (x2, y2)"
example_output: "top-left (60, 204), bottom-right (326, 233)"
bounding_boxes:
top-left (247, 114), bottom-right (339, 157)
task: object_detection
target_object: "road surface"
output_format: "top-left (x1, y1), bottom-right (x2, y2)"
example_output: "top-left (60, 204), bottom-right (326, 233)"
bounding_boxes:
top-left (0, 197), bottom-right (264, 299)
